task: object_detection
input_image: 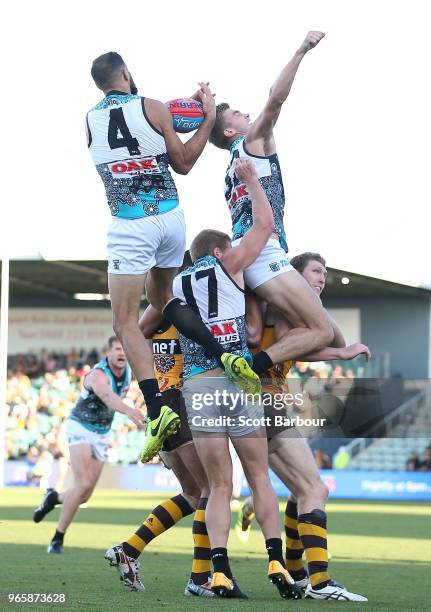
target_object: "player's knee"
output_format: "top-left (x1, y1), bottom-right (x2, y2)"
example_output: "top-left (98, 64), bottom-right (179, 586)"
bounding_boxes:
top-left (181, 492), bottom-right (199, 509)
top-left (296, 476), bottom-right (328, 507)
top-left (112, 317), bottom-right (137, 339)
top-left (77, 481), bottom-right (93, 501)
top-left (181, 482), bottom-right (201, 502)
top-left (210, 478), bottom-right (233, 497)
top-left (112, 317), bottom-right (123, 339)
top-left (246, 469), bottom-right (270, 492)
top-left (247, 326), bottom-right (263, 349)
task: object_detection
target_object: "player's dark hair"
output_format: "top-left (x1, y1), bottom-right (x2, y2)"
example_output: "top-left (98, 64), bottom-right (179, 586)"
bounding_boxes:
top-left (107, 335), bottom-right (120, 349)
top-left (209, 103), bottom-right (232, 149)
top-left (190, 229), bottom-right (231, 261)
top-left (91, 52), bottom-right (125, 89)
top-left (290, 252), bottom-right (326, 273)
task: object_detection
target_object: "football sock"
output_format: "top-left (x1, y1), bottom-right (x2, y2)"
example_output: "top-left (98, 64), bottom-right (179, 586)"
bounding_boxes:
top-left (48, 489), bottom-right (60, 506)
top-left (52, 529), bottom-right (64, 544)
top-left (285, 500), bottom-right (307, 581)
top-left (297, 509), bottom-right (330, 589)
top-left (123, 494), bottom-right (194, 559)
top-left (138, 378), bottom-right (163, 420)
top-left (266, 537), bottom-right (285, 566)
top-left (242, 496), bottom-right (254, 523)
top-left (163, 298), bottom-right (224, 364)
top-left (190, 497), bottom-right (212, 585)
top-left (252, 350), bottom-right (274, 374)
top-left (211, 547), bottom-right (233, 580)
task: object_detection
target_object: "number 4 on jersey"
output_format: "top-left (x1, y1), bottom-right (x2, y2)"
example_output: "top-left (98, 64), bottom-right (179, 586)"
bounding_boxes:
top-left (108, 108), bottom-right (141, 156)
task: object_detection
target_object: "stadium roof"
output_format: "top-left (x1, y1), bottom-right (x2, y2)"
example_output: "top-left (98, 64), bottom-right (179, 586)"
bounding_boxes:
top-left (2, 259), bottom-right (430, 306)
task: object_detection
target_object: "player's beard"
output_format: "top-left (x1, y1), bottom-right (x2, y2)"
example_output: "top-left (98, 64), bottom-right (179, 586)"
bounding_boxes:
top-left (129, 73), bottom-right (138, 95)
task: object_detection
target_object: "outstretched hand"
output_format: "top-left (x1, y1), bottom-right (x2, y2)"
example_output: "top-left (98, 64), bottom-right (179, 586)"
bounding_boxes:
top-left (300, 31), bottom-right (326, 53)
top-left (126, 407), bottom-right (146, 428)
top-left (341, 342), bottom-right (372, 362)
top-left (190, 82), bottom-right (216, 101)
top-left (190, 82), bottom-right (216, 118)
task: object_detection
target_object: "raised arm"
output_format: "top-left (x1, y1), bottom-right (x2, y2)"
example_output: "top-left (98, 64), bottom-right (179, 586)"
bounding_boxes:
top-left (247, 31), bottom-right (325, 147)
top-left (222, 159), bottom-right (274, 277)
top-left (144, 83), bottom-right (216, 175)
top-left (86, 369), bottom-right (145, 427)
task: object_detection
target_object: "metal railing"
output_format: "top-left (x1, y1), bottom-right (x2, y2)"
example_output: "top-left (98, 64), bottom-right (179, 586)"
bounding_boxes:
top-left (344, 387), bottom-right (430, 460)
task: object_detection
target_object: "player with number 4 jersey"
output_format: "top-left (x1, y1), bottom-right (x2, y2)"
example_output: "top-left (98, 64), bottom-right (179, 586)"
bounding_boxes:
top-left (86, 52), bottom-right (258, 462)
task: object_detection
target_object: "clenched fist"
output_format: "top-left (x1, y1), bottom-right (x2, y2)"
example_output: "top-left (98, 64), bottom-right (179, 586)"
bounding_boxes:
top-left (300, 31), bottom-right (326, 53)
top-left (233, 158), bottom-right (258, 184)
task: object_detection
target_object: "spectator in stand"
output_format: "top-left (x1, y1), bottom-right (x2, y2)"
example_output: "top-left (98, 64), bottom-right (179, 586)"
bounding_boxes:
top-left (420, 447), bottom-right (431, 472)
top-left (406, 452), bottom-right (421, 471)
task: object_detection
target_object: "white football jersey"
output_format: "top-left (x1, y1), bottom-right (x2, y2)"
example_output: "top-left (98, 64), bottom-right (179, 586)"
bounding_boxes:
top-left (225, 136), bottom-right (287, 251)
top-left (86, 92), bottom-right (178, 219)
top-left (173, 255), bottom-right (251, 378)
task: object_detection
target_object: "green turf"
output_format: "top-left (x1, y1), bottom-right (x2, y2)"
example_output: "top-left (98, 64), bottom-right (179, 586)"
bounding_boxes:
top-left (1, 488), bottom-right (431, 611)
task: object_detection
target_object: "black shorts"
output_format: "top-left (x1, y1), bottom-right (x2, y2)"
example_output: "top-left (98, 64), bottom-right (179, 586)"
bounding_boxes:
top-left (264, 397), bottom-right (295, 442)
top-left (161, 388), bottom-right (193, 452)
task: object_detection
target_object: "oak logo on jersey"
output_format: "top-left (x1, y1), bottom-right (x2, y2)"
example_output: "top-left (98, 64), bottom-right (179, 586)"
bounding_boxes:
top-left (229, 183), bottom-right (249, 209)
top-left (109, 155), bottom-right (160, 176)
top-left (208, 319), bottom-right (239, 344)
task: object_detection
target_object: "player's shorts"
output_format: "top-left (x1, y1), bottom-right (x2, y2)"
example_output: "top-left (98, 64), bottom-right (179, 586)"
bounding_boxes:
top-left (182, 375), bottom-right (264, 437)
top-left (231, 237), bottom-right (294, 290)
top-left (107, 206), bottom-right (186, 275)
top-left (66, 418), bottom-right (110, 462)
top-left (159, 387), bottom-right (193, 453)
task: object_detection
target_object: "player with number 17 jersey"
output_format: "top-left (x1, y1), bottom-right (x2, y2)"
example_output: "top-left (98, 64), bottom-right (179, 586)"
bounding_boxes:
top-left (173, 256), bottom-right (251, 379)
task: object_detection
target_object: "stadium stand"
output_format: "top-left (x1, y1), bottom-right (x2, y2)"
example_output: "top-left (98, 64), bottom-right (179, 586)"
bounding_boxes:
top-left (348, 388), bottom-right (431, 470)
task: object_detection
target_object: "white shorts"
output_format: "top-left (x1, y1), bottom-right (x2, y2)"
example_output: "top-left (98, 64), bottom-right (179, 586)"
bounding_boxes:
top-left (66, 418), bottom-right (110, 462)
top-left (107, 207), bottom-right (186, 275)
top-left (232, 237), bottom-right (294, 290)
top-left (182, 376), bottom-right (265, 437)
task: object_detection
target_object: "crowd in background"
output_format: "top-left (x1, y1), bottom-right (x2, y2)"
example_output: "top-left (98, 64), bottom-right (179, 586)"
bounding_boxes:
top-left (6, 349), bottom-right (148, 488)
top-left (6, 349), bottom-right (362, 488)
top-left (406, 447), bottom-right (431, 472)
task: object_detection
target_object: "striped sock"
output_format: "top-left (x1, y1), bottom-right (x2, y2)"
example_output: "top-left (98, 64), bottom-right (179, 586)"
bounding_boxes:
top-left (297, 509), bottom-right (330, 589)
top-left (190, 497), bottom-right (211, 585)
top-left (123, 494), bottom-right (194, 559)
top-left (284, 500), bottom-right (307, 581)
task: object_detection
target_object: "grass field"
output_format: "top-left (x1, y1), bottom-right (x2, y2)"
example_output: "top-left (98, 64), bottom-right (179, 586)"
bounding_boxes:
top-left (1, 489), bottom-right (431, 611)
